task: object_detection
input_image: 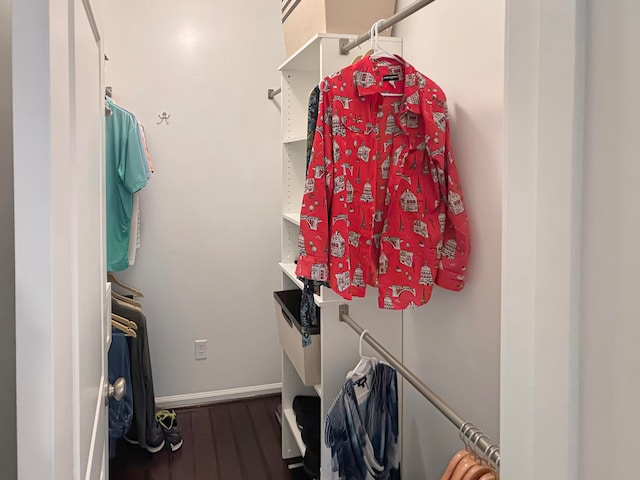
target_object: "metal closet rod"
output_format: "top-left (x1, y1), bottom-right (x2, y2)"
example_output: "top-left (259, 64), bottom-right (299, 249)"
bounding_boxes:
top-left (338, 304), bottom-right (501, 471)
top-left (267, 0), bottom-right (438, 97)
top-left (339, 0), bottom-right (437, 54)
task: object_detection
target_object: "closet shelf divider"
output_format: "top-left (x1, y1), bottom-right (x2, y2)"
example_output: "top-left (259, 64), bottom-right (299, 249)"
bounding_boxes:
top-left (283, 407), bottom-right (306, 456)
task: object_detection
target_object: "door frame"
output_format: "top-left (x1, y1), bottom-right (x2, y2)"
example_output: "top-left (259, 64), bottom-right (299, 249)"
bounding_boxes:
top-left (13, 0), bottom-right (106, 478)
top-left (501, 0), bottom-right (585, 478)
top-left (12, 0), bottom-right (588, 478)
top-left (0, 0), bottom-right (17, 476)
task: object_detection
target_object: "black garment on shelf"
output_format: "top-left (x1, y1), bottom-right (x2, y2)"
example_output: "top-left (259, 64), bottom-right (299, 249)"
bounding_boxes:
top-left (111, 299), bottom-right (162, 449)
top-left (293, 396), bottom-right (320, 431)
top-left (293, 395), bottom-right (322, 470)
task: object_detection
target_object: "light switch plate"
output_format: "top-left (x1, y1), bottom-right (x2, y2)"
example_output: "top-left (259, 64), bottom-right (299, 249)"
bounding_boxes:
top-left (195, 339), bottom-right (207, 360)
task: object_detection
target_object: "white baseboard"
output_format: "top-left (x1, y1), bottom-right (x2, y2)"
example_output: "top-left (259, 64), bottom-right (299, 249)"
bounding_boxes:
top-left (155, 382), bottom-right (282, 409)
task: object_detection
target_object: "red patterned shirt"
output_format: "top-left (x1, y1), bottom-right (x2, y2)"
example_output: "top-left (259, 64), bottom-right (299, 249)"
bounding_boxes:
top-left (295, 57), bottom-right (470, 309)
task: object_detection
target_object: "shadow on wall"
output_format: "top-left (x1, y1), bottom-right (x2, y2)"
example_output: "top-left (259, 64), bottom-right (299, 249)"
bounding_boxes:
top-left (268, 96), bottom-right (282, 114)
top-left (404, 415), bottom-right (430, 477)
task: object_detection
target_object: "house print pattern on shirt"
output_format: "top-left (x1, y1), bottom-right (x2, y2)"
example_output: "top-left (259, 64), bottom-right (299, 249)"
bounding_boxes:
top-left (295, 57), bottom-right (470, 310)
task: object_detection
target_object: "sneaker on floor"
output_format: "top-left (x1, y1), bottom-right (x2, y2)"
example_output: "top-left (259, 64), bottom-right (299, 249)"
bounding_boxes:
top-left (124, 425), bottom-right (165, 453)
top-left (123, 427), bottom-right (139, 445)
top-left (156, 409), bottom-right (184, 452)
top-left (145, 424), bottom-right (166, 454)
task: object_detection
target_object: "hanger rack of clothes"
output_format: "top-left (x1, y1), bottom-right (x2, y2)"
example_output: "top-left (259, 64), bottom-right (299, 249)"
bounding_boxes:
top-left (107, 273), bottom-right (180, 456)
top-left (105, 88), bottom-right (154, 271)
top-left (338, 304), bottom-right (501, 472)
top-left (266, 0), bottom-right (439, 97)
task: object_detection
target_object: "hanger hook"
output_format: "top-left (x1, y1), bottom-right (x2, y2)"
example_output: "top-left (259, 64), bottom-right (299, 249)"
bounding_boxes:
top-left (370, 19), bottom-right (385, 52)
top-left (479, 435), bottom-right (493, 459)
top-left (484, 444), bottom-right (498, 468)
top-left (466, 428), bottom-right (482, 455)
top-left (359, 329), bottom-right (369, 358)
top-left (374, 19), bottom-right (385, 51)
top-left (370, 23), bottom-right (376, 50)
top-left (472, 432), bottom-right (489, 459)
top-left (459, 422), bottom-right (474, 444)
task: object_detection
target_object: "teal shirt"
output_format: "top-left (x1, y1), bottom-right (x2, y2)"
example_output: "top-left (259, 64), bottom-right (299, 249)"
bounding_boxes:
top-left (105, 98), bottom-right (148, 271)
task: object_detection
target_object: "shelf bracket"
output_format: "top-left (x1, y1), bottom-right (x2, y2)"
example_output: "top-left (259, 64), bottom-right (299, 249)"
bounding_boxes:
top-left (339, 38), bottom-right (351, 55)
top-left (268, 87), bottom-right (282, 100)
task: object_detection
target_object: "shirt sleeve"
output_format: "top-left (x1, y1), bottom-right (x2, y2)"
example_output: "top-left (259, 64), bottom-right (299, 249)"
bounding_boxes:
top-left (295, 81), bottom-right (333, 282)
top-left (433, 99), bottom-right (470, 291)
top-left (119, 119), bottom-right (149, 194)
top-left (136, 120), bottom-right (153, 180)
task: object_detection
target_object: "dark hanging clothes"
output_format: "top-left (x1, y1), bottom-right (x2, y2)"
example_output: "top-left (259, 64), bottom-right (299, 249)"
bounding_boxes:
top-left (299, 85), bottom-right (327, 346)
top-left (306, 85), bottom-right (321, 170)
top-left (108, 330), bottom-right (133, 458)
top-left (111, 299), bottom-right (163, 449)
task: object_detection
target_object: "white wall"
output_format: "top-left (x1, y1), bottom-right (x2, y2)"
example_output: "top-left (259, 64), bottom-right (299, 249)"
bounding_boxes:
top-left (394, 0), bottom-right (504, 477)
top-left (580, 1), bottom-right (640, 477)
top-left (102, 0), bottom-right (285, 398)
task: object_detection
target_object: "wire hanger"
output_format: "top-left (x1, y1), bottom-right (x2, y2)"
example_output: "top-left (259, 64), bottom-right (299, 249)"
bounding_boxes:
top-left (107, 272), bottom-right (144, 298)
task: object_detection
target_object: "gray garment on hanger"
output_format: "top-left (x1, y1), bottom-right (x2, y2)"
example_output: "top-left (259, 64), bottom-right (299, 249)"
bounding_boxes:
top-left (111, 299), bottom-right (162, 449)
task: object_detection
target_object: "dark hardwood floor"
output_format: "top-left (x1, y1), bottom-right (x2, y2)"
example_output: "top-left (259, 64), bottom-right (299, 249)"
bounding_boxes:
top-left (110, 394), bottom-right (309, 480)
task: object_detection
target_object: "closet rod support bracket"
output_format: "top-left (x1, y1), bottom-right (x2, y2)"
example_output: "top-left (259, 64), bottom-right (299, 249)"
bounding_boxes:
top-left (268, 88), bottom-right (282, 100)
top-left (339, 38), bottom-right (351, 55)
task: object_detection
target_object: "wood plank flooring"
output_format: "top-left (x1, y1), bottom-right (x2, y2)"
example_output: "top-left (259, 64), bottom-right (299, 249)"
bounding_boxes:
top-left (110, 394), bottom-right (309, 480)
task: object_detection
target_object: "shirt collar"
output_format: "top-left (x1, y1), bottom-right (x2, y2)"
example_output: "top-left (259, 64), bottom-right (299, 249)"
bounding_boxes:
top-left (353, 56), bottom-right (422, 116)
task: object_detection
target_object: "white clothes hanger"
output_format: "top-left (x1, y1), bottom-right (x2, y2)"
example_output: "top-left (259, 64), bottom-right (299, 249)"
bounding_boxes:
top-left (369, 20), bottom-right (392, 60)
top-left (368, 20), bottom-right (404, 97)
top-left (348, 329), bottom-right (377, 382)
top-left (369, 19), bottom-right (405, 63)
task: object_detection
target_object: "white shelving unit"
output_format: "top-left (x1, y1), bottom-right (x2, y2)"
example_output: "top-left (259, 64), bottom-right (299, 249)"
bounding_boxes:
top-left (283, 407), bottom-right (306, 455)
top-left (277, 33), bottom-right (405, 478)
top-left (283, 135), bottom-right (307, 144)
top-left (278, 262), bottom-right (303, 289)
top-left (282, 212), bottom-right (300, 226)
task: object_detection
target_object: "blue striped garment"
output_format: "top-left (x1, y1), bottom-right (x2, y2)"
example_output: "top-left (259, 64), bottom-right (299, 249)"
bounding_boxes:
top-left (325, 359), bottom-right (401, 479)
